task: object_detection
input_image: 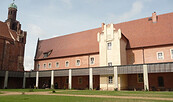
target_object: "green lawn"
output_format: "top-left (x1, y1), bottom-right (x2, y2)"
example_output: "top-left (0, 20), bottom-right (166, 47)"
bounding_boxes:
top-left (0, 95), bottom-right (170, 102)
top-left (55, 90), bottom-right (173, 98)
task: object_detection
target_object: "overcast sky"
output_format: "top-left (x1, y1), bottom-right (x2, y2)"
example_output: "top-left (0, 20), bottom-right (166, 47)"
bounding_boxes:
top-left (0, 0), bottom-right (173, 71)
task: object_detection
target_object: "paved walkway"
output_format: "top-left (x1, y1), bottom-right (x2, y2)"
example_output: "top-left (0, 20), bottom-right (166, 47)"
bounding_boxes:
top-left (0, 91), bottom-right (173, 101)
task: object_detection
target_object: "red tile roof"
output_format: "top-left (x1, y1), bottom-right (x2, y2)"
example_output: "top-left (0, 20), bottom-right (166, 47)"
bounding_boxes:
top-left (35, 12), bottom-right (173, 60)
top-left (35, 28), bottom-right (101, 60)
top-left (114, 12), bottom-right (173, 48)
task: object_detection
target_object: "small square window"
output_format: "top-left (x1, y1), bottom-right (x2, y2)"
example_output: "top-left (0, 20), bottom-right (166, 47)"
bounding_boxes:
top-left (65, 61), bottom-right (69, 67)
top-left (43, 64), bottom-right (46, 69)
top-left (48, 63), bottom-right (51, 68)
top-left (56, 62), bottom-right (59, 68)
top-left (108, 76), bottom-right (113, 84)
top-left (90, 57), bottom-right (95, 65)
top-left (76, 60), bottom-right (80, 66)
top-left (171, 49), bottom-right (173, 59)
top-left (107, 42), bottom-right (112, 50)
top-left (157, 52), bottom-right (164, 60)
top-left (137, 74), bottom-right (143, 83)
top-left (108, 62), bottom-right (112, 66)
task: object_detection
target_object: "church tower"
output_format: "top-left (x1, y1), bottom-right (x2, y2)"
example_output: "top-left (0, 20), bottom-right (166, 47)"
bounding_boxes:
top-left (5, 1), bottom-right (19, 31)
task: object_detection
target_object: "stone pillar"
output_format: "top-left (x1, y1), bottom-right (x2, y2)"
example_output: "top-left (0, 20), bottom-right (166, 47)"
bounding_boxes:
top-left (114, 66), bottom-right (118, 90)
top-left (22, 72), bottom-right (26, 88)
top-left (4, 71), bottom-right (8, 89)
top-left (89, 68), bottom-right (93, 90)
top-left (36, 71), bottom-right (39, 88)
top-left (51, 70), bottom-right (54, 89)
top-left (143, 64), bottom-right (149, 91)
top-left (68, 69), bottom-right (72, 89)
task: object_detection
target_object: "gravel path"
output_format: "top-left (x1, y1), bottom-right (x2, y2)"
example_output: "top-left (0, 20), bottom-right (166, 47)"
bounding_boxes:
top-left (0, 91), bottom-right (173, 101)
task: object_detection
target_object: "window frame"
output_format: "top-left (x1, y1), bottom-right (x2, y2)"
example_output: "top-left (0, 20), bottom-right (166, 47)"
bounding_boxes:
top-left (108, 76), bottom-right (113, 84)
top-left (107, 42), bottom-right (112, 50)
top-left (37, 64), bottom-right (40, 69)
top-left (157, 52), bottom-right (164, 60)
top-left (137, 74), bottom-right (144, 83)
top-left (90, 57), bottom-right (95, 65)
top-left (55, 62), bottom-right (59, 68)
top-left (48, 62), bottom-right (52, 68)
top-left (108, 62), bottom-right (112, 66)
top-left (76, 59), bottom-right (81, 66)
top-left (65, 61), bottom-right (69, 67)
top-left (78, 77), bottom-right (83, 84)
top-left (43, 63), bottom-right (46, 69)
top-left (170, 49), bottom-right (173, 59)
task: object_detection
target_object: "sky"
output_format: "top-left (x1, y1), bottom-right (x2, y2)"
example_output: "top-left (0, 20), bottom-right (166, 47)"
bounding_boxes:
top-left (0, 0), bottom-right (173, 71)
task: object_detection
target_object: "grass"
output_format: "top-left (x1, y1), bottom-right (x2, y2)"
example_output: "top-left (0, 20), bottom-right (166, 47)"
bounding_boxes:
top-left (0, 95), bottom-right (170, 102)
top-left (55, 90), bottom-right (173, 98)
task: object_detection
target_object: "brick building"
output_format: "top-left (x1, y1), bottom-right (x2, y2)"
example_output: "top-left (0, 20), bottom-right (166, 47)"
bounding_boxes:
top-left (34, 12), bottom-right (173, 90)
top-left (0, 2), bottom-right (26, 71)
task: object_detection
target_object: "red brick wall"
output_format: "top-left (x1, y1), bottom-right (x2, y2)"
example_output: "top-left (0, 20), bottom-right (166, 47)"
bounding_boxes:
top-left (127, 45), bottom-right (173, 65)
top-left (0, 77), bottom-right (4, 89)
top-left (127, 74), bottom-right (144, 90)
top-left (149, 73), bottom-right (173, 90)
top-left (35, 54), bottom-right (99, 71)
top-left (7, 77), bottom-right (23, 89)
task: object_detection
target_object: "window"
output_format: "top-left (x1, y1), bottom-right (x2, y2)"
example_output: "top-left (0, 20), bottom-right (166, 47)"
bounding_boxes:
top-left (107, 42), bottom-right (112, 50)
top-left (108, 62), bottom-right (112, 66)
top-left (78, 77), bottom-right (83, 84)
top-left (171, 49), bottom-right (173, 59)
top-left (158, 76), bottom-right (164, 87)
top-left (43, 53), bottom-right (48, 58)
top-left (76, 60), bottom-right (80, 66)
top-left (56, 62), bottom-right (59, 68)
top-left (43, 64), bottom-right (46, 69)
top-left (108, 76), bottom-right (113, 84)
top-left (157, 52), bottom-right (164, 60)
top-left (37, 64), bottom-right (40, 69)
top-left (48, 63), bottom-right (51, 68)
top-left (137, 74), bottom-right (144, 83)
top-left (65, 61), bottom-right (69, 67)
top-left (90, 57), bottom-right (95, 65)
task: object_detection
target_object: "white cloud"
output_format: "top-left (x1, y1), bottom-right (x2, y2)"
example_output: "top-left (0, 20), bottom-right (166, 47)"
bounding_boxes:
top-left (27, 24), bottom-right (45, 37)
top-left (61, 0), bottom-right (72, 8)
top-left (109, 1), bottom-right (144, 23)
top-left (24, 56), bottom-right (34, 71)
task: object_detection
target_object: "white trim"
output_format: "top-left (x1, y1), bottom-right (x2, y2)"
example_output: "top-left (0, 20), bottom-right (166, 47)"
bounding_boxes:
top-left (170, 49), bottom-right (173, 59)
top-left (65, 61), bottom-right (69, 67)
top-left (48, 62), bottom-right (52, 68)
top-left (76, 59), bottom-right (81, 66)
top-left (157, 52), bottom-right (164, 60)
top-left (55, 62), bottom-right (59, 68)
top-left (108, 76), bottom-right (113, 84)
top-left (90, 57), bottom-right (95, 65)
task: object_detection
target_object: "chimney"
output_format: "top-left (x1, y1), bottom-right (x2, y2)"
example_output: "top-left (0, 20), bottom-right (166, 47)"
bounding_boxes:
top-left (102, 23), bottom-right (105, 30)
top-left (152, 12), bottom-right (157, 23)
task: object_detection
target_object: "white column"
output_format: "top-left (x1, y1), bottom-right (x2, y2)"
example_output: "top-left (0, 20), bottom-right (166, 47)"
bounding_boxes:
top-left (4, 71), bottom-right (8, 89)
top-left (51, 70), bottom-right (54, 89)
top-left (143, 64), bottom-right (149, 91)
top-left (22, 72), bottom-right (26, 88)
top-left (36, 71), bottom-right (39, 88)
top-left (89, 68), bottom-right (93, 90)
top-left (68, 69), bottom-right (72, 89)
top-left (114, 66), bottom-right (118, 90)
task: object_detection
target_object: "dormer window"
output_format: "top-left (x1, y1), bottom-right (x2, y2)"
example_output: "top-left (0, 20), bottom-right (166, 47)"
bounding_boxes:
top-left (43, 50), bottom-right (53, 58)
